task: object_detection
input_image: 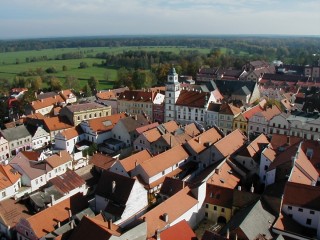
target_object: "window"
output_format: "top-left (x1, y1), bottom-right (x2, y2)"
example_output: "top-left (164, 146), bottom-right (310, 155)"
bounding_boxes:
top-left (1, 191), bottom-right (6, 198)
top-left (298, 208), bottom-right (303, 212)
top-left (205, 212), bottom-right (208, 217)
top-left (162, 171), bottom-right (165, 175)
top-left (205, 204), bottom-right (208, 208)
top-left (221, 208), bottom-right (225, 213)
top-left (288, 206), bottom-right (292, 210)
top-left (306, 218), bottom-right (312, 225)
top-left (310, 210), bottom-right (315, 215)
top-left (214, 206), bottom-right (217, 211)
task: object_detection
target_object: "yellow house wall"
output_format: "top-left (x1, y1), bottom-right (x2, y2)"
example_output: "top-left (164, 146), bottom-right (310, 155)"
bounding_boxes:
top-left (205, 203), bottom-right (232, 223)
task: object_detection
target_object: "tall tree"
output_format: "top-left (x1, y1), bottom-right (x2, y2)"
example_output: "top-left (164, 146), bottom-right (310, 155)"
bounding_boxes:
top-left (49, 77), bottom-right (62, 91)
top-left (83, 84), bottom-right (92, 97)
top-left (88, 76), bottom-right (99, 93)
top-left (64, 75), bottom-right (79, 91)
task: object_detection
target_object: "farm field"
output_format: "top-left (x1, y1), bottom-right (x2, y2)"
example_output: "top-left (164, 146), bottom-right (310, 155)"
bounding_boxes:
top-left (0, 46), bottom-right (213, 90)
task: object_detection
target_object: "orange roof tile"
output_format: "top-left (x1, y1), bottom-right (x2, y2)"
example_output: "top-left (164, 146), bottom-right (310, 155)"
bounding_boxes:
top-left (160, 220), bottom-right (196, 240)
top-left (120, 150), bottom-right (153, 173)
top-left (143, 128), bottom-right (162, 143)
top-left (186, 127), bottom-right (223, 154)
top-left (141, 187), bottom-right (198, 238)
top-left (213, 129), bottom-right (247, 158)
top-left (162, 121), bottom-right (179, 133)
top-left (140, 145), bottom-right (189, 177)
top-left (26, 113), bottom-right (45, 120)
top-left (31, 95), bottom-right (64, 110)
top-left (25, 194), bottom-right (88, 239)
top-left (270, 134), bottom-right (302, 152)
top-left (96, 91), bottom-right (117, 100)
top-left (184, 123), bottom-right (200, 137)
top-left (86, 113), bottom-right (126, 133)
top-left (59, 89), bottom-right (75, 101)
top-left (90, 153), bottom-right (117, 170)
top-left (262, 147), bottom-right (276, 162)
top-left (43, 116), bottom-right (73, 131)
top-left (176, 90), bottom-right (210, 108)
top-left (242, 105), bottom-right (263, 120)
top-left (136, 122), bottom-right (159, 134)
top-left (0, 165), bottom-right (21, 190)
top-left (238, 134), bottom-right (269, 161)
top-left (206, 161), bottom-right (241, 189)
top-left (45, 150), bottom-right (72, 169)
top-left (205, 184), bottom-right (234, 208)
top-left (59, 126), bottom-right (83, 140)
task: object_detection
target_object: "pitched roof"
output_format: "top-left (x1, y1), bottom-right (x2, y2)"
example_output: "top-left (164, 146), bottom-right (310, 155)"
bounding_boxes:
top-left (237, 133), bottom-right (269, 161)
top-left (219, 103), bottom-right (241, 116)
top-left (120, 150), bottom-right (153, 173)
top-left (24, 193), bottom-right (88, 239)
top-left (45, 151), bottom-right (72, 169)
top-left (161, 121), bottom-right (179, 134)
top-left (262, 147), bottom-right (277, 162)
top-left (283, 182), bottom-right (320, 211)
top-left (141, 187), bottom-right (198, 238)
top-left (215, 80), bottom-right (257, 97)
top-left (184, 123), bottom-right (200, 137)
top-left (139, 145), bottom-right (189, 177)
top-left (269, 134), bottom-right (302, 153)
top-left (206, 161), bottom-right (241, 189)
top-left (0, 125), bottom-right (31, 141)
top-left (49, 170), bottom-right (85, 194)
top-left (43, 116), bottom-right (73, 131)
top-left (213, 129), bottom-right (247, 159)
top-left (205, 184), bottom-right (233, 208)
top-left (135, 122), bottom-right (159, 134)
top-left (0, 198), bottom-right (32, 228)
top-left (59, 89), bottom-right (75, 101)
top-left (176, 90), bottom-right (211, 108)
top-left (90, 153), bottom-right (117, 170)
top-left (242, 105), bottom-right (264, 120)
top-left (59, 126), bottom-right (83, 140)
top-left (118, 90), bottom-right (156, 102)
top-left (96, 90), bottom-right (117, 100)
top-left (159, 220), bottom-right (197, 240)
top-left (0, 164), bottom-right (21, 190)
top-left (119, 114), bottom-right (150, 133)
top-left (31, 95), bottom-right (64, 110)
top-left (186, 127), bottom-right (223, 154)
top-left (96, 171), bottom-right (135, 205)
top-left (142, 128), bottom-right (162, 143)
top-left (159, 177), bottom-right (185, 198)
top-left (220, 200), bottom-right (275, 240)
top-left (258, 105), bottom-right (282, 121)
top-left (207, 102), bottom-right (222, 112)
top-left (84, 113), bottom-right (127, 133)
top-left (69, 215), bottom-right (121, 240)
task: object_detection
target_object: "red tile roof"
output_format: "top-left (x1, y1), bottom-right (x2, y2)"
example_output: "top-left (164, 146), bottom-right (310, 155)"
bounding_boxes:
top-left (238, 133), bottom-right (269, 161)
top-left (242, 105), bottom-right (263, 120)
top-left (59, 89), bottom-right (75, 101)
top-left (159, 220), bottom-right (197, 240)
top-left (136, 122), bottom-right (159, 134)
top-left (45, 150), bottom-right (72, 169)
top-left (139, 145), bottom-right (189, 177)
top-left (162, 121), bottom-right (179, 134)
top-left (31, 95), bottom-right (64, 111)
top-left (59, 126), bottom-right (83, 140)
top-left (118, 90), bottom-right (156, 102)
top-left (96, 90), bottom-right (117, 100)
top-left (0, 165), bottom-right (21, 190)
top-left (213, 129), bottom-right (247, 158)
top-left (120, 150), bottom-right (153, 173)
top-left (43, 116), bottom-right (73, 131)
top-left (85, 113), bottom-right (127, 133)
top-left (49, 170), bottom-right (85, 194)
top-left (23, 193), bottom-right (88, 239)
top-left (141, 187), bottom-right (198, 238)
top-left (90, 153), bottom-right (117, 170)
top-left (176, 90), bottom-right (211, 108)
top-left (205, 184), bottom-right (233, 208)
top-left (283, 182), bottom-right (320, 211)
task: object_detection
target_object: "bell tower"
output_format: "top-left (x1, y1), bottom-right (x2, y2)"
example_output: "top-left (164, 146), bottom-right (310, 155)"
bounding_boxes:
top-left (165, 67), bottom-right (181, 122)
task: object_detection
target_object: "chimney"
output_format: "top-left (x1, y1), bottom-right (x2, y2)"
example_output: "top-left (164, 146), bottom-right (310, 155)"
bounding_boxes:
top-left (68, 209), bottom-right (72, 221)
top-left (198, 136), bottom-right (201, 144)
top-left (57, 221), bottom-right (61, 228)
top-left (112, 181), bottom-right (116, 193)
top-left (135, 160), bottom-right (138, 167)
top-left (59, 151), bottom-right (62, 157)
top-left (70, 220), bottom-right (74, 229)
top-left (50, 194), bottom-right (55, 205)
top-left (156, 229), bottom-right (161, 240)
top-left (286, 136), bottom-right (290, 145)
top-left (215, 168), bottom-right (220, 175)
top-left (162, 213), bottom-right (169, 223)
top-left (237, 186), bottom-right (241, 191)
top-left (135, 115), bottom-right (138, 121)
top-left (107, 219), bottom-right (113, 230)
top-left (235, 234), bottom-right (238, 240)
top-left (250, 184), bottom-right (254, 193)
top-left (226, 228), bottom-right (230, 239)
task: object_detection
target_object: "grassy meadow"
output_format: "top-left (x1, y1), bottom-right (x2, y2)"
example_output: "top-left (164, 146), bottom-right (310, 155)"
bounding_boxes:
top-left (0, 46), bottom-right (212, 91)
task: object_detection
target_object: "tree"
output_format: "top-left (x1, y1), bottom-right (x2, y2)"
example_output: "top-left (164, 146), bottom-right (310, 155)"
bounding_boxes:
top-left (31, 77), bottom-right (43, 91)
top-left (83, 84), bottom-right (92, 97)
top-left (45, 67), bottom-right (57, 74)
top-left (49, 77), bottom-right (62, 91)
top-left (64, 75), bottom-right (79, 91)
top-left (79, 62), bottom-right (88, 69)
top-left (88, 76), bottom-right (99, 93)
top-left (62, 65), bottom-right (68, 71)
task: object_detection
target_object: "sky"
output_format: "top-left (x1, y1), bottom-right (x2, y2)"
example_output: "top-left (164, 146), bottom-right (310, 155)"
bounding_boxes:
top-left (0, 0), bottom-right (319, 39)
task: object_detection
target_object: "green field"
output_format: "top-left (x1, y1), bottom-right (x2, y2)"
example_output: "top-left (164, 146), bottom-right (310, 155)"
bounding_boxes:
top-left (0, 46), bottom-right (212, 91)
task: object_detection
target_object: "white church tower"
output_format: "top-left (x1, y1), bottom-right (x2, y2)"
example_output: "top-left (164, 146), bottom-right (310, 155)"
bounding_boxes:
top-left (165, 67), bottom-right (181, 122)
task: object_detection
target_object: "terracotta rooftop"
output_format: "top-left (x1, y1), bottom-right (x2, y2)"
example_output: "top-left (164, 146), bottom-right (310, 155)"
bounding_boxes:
top-left (69, 214), bottom-right (121, 240)
top-left (58, 126), bottom-right (83, 140)
top-left (269, 134), bottom-right (302, 153)
top-left (25, 112), bottom-right (45, 120)
top-left (118, 90), bottom-right (156, 102)
top-left (120, 150), bottom-right (153, 173)
top-left (20, 151), bottom-right (40, 161)
top-left (301, 140), bottom-right (320, 175)
top-left (96, 90), bottom-right (117, 100)
top-left (141, 187), bottom-right (198, 238)
top-left (205, 184), bottom-right (233, 209)
top-left (176, 90), bottom-right (210, 108)
top-left (43, 116), bottom-right (73, 131)
top-left (0, 198), bottom-right (32, 228)
top-left (90, 153), bottom-right (117, 170)
top-left (256, 105), bottom-right (282, 121)
top-left (84, 113), bottom-right (127, 133)
top-left (159, 220), bottom-right (197, 240)
top-left (237, 133), bottom-right (269, 161)
top-left (186, 127), bottom-right (223, 154)
top-left (283, 182), bottom-right (320, 211)
top-left (0, 164), bottom-right (21, 190)
top-left (31, 95), bottom-right (64, 111)
top-left (213, 129), bottom-right (247, 159)
top-left (139, 145), bottom-right (189, 177)
top-left (161, 121), bottom-right (179, 134)
top-left (261, 147), bottom-right (277, 163)
top-left (184, 123), bottom-right (201, 137)
top-left (242, 105), bottom-right (264, 120)
top-left (45, 150), bottom-right (72, 169)
top-left (142, 128), bottom-right (162, 143)
top-left (219, 103), bottom-right (241, 116)
top-left (159, 177), bottom-right (185, 198)
top-left (59, 89), bottom-right (75, 101)
top-left (49, 170), bottom-right (85, 194)
top-left (206, 161), bottom-right (241, 189)
top-left (23, 193), bottom-right (88, 239)
top-left (136, 122), bottom-right (159, 134)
